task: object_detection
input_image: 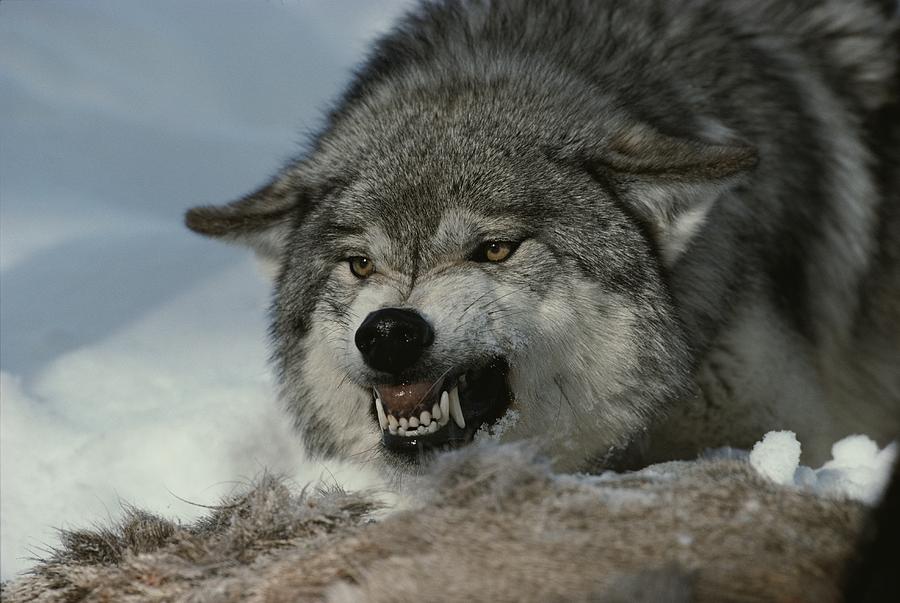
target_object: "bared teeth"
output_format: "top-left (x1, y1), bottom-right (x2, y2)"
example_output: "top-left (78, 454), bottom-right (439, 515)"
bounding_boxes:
top-left (440, 391), bottom-right (450, 425)
top-left (374, 379), bottom-right (465, 437)
top-left (374, 398), bottom-right (388, 430)
top-left (449, 385), bottom-right (465, 428)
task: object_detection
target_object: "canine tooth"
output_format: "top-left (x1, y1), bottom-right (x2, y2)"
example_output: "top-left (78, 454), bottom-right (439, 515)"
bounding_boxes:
top-left (409, 416), bottom-right (420, 428)
top-left (375, 398), bottom-right (388, 430)
top-left (420, 410), bottom-right (431, 426)
top-left (449, 386), bottom-right (465, 428)
top-left (432, 402), bottom-right (441, 420)
top-left (388, 415), bottom-right (399, 430)
top-left (399, 417), bottom-right (409, 429)
top-left (440, 391), bottom-right (449, 419)
top-left (427, 421), bottom-right (439, 434)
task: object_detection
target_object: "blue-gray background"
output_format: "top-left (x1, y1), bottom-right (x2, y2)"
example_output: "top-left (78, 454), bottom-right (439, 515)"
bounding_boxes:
top-left (0, 0), bottom-right (407, 578)
top-left (1, 0), bottom-right (409, 376)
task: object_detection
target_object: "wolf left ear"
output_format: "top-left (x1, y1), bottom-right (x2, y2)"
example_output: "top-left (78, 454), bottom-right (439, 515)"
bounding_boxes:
top-left (185, 170), bottom-right (307, 269)
top-left (581, 122), bottom-right (758, 264)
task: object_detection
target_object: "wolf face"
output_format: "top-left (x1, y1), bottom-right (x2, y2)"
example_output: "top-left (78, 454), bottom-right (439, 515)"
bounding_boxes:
top-left (187, 68), bottom-right (756, 471)
top-left (187, 0), bottom-right (898, 472)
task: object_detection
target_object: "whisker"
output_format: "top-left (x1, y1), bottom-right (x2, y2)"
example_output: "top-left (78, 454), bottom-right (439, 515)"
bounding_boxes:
top-left (459, 285), bottom-right (502, 317)
top-left (554, 375), bottom-right (589, 435)
top-left (416, 365), bottom-right (456, 406)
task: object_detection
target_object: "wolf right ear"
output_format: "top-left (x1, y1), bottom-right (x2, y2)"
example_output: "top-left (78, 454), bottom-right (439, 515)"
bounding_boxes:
top-left (562, 121), bottom-right (758, 265)
top-left (185, 171), bottom-right (306, 269)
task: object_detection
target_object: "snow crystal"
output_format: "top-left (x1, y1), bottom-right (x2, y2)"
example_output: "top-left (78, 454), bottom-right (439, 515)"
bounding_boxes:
top-left (748, 431), bottom-right (897, 504)
top-left (474, 409), bottom-right (521, 442)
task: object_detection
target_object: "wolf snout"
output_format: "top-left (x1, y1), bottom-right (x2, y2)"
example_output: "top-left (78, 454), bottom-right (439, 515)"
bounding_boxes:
top-left (355, 308), bottom-right (435, 373)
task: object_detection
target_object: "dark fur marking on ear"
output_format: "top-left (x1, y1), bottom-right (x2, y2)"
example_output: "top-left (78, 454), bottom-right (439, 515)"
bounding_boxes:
top-left (184, 203), bottom-right (296, 237)
top-left (603, 128), bottom-right (758, 182)
top-left (185, 174), bottom-right (307, 239)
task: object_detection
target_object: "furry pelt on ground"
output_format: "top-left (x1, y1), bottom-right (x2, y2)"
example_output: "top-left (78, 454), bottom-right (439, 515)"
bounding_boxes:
top-left (2, 444), bottom-right (866, 603)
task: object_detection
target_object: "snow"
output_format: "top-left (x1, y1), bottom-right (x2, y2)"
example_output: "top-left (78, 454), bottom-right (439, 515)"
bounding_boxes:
top-left (749, 430), bottom-right (802, 485)
top-left (0, 0), bottom-right (408, 581)
top-left (750, 431), bottom-right (897, 504)
top-left (0, 261), bottom-right (387, 579)
top-left (474, 408), bottom-right (521, 442)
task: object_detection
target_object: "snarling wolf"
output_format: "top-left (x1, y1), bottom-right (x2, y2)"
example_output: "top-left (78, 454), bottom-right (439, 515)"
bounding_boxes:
top-left (187, 0), bottom-right (900, 472)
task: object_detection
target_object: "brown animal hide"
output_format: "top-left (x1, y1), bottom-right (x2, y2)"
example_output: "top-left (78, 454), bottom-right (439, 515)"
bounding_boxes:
top-left (1, 444), bottom-right (865, 602)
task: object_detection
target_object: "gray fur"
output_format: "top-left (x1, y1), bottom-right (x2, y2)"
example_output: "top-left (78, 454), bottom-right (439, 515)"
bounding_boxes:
top-left (186, 0), bottom-right (900, 471)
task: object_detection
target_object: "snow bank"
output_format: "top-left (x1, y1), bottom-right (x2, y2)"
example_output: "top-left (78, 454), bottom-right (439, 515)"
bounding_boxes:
top-left (750, 430), bottom-right (897, 504)
top-left (0, 261), bottom-right (384, 580)
top-left (1, 0), bottom-right (409, 581)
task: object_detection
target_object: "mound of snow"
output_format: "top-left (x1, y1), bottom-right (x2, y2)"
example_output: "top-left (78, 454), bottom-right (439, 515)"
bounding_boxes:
top-left (748, 431), bottom-right (801, 485)
top-left (749, 430), bottom-right (897, 504)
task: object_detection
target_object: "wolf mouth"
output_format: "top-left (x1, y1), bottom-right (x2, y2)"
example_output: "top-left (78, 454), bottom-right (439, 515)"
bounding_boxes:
top-left (369, 359), bottom-right (512, 455)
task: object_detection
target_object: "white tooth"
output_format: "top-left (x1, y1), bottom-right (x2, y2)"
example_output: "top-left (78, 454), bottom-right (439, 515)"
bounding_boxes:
top-left (432, 402), bottom-right (442, 421)
top-left (417, 425), bottom-right (427, 434)
top-left (440, 391), bottom-right (449, 419)
top-left (449, 386), bottom-right (465, 428)
top-left (439, 413), bottom-right (449, 426)
top-left (420, 410), bottom-right (431, 426)
top-left (388, 415), bottom-right (399, 430)
top-left (375, 398), bottom-right (388, 430)
top-left (397, 427), bottom-right (406, 436)
top-left (389, 427), bottom-right (397, 435)
top-left (399, 417), bottom-right (408, 429)
top-left (409, 416), bottom-right (419, 428)
top-left (427, 421), bottom-right (439, 433)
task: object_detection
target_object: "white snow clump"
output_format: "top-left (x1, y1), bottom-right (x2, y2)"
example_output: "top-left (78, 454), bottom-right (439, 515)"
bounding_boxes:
top-left (749, 430), bottom-right (897, 504)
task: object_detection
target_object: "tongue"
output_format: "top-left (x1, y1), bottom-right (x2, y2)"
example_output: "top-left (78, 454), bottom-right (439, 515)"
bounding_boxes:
top-left (376, 381), bottom-right (436, 415)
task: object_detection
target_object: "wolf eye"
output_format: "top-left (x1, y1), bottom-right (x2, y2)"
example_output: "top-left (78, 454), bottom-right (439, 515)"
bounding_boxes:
top-left (348, 256), bottom-right (375, 278)
top-left (474, 241), bottom-right (518, 263)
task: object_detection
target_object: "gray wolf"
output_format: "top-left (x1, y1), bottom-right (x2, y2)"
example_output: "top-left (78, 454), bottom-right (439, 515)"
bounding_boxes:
top-left (186, 0), bottom-right (900, 472)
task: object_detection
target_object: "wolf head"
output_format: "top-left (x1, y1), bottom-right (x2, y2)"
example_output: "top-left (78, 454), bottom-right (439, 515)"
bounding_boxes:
top-left (187, 66), bottom-right (755, 472)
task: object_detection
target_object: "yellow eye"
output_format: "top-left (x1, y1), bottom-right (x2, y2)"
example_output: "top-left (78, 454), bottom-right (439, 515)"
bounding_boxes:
top-left (349, 256), bottom-right (375, 278)
top-left (478, 241), bottom-right (516, 263)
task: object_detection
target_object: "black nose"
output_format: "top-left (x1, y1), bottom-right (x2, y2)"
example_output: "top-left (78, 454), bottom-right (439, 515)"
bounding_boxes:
top-left (354, 308), bottom-right (434, 374)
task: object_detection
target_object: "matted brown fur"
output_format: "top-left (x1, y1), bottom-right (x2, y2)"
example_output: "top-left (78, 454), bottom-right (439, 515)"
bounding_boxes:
top-left (2, 445), bottom-right (864, 602)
